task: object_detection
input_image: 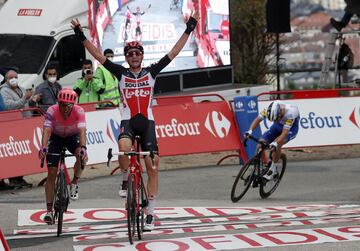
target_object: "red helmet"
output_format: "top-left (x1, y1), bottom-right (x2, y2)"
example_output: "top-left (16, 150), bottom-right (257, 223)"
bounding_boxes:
top-left (124, 41), bottom-right (144, 55)
top-left (58, 88), bottom-right (77, 104)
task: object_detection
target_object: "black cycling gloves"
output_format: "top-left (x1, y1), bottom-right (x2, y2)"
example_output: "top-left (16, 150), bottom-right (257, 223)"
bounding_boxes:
top-left (74, 25), bottom-right (87, 42)
top-left (185, 16), bottom-right (198, 34)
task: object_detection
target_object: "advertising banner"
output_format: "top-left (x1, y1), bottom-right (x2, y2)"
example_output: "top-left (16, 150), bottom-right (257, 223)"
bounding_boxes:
top-left (233, 96), bottom-right (261, 159)
top-left (258, 97), bottom-right (360, 147)
top-left (0, 100), bottom-right (241, 179)
top-left (153, 101), bottom-right (240, 156)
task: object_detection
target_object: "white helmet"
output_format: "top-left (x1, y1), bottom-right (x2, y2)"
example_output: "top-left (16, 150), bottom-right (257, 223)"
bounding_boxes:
top-left (266, 101), bottom-right (281, 121)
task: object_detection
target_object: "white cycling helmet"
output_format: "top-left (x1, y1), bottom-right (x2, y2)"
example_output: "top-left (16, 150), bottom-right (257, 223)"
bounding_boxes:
top-left (266, 101), bottom-right (281, 121)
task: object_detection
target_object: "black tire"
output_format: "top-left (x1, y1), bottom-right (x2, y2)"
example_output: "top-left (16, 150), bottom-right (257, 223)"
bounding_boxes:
top-left (57, 210), bottom-right (63, 237)
top-left (136, 177), bottom-right (146, 240)
top-left (231, 157), bottom-right (257, 202)
top-left (127, 174), bottom-right (136, 244)
top-left (54, 171), bottom-right (66, 237)
top-left (259, 154), bottom-right (287, 199)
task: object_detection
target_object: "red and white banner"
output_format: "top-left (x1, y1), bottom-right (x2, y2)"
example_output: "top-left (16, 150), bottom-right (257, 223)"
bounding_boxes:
top-left (0, 99), bottom-right (241, 178)
top-left (154, 101), bottom-right (240, 156)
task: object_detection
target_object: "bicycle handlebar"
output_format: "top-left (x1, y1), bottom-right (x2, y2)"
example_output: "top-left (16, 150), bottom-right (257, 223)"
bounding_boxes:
top-left (39, 152), bottom-right (81, 168)
top-left (106, 148), bottom-right (158, 167)
top-left (244, 134), bottom-right (269, 149)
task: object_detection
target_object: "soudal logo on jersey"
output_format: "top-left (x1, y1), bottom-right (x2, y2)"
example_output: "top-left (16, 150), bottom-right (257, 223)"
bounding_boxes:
top-left (124, 76), bottom-right (150, 88)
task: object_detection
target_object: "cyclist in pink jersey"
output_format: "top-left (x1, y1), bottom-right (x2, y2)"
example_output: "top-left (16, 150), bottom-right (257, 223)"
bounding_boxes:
top-left (39, 88), bottom-right (87, 224)
top-left (71, 10), bottom-right (198, 231)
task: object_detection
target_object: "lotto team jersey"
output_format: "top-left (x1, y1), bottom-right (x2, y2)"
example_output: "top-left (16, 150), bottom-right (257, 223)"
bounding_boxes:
top-left (103, 55), bottom-right (171, 121)
top-left (259, 102), bottom-right (299, 130)
top-left (44, 104), bottom-right (86, 137)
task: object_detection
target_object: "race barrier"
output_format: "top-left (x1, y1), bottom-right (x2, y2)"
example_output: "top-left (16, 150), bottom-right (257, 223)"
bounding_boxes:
top-left (0, 96), bottom-right (246, 179)
top-left (2, 89), bottom-right (360, 179)
top-left (0, 228), bottom-right (9, 251)
top-left (233, 88), bottom-right (360, 150)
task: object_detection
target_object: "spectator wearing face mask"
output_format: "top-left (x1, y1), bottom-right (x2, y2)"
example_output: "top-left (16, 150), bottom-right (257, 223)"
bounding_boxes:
top-left (0, 69), bottom-right (38, 188)
top-left (95, 49), bottom-right (121, 107)
top-left (73, 59), bottom-right (104, 104)
top-left (29, 63), bottom-right (62, 113)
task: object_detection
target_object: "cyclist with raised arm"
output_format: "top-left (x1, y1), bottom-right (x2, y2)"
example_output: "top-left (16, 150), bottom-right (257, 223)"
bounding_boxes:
top-left (127, 4), bottom-right (151, 41)
top-left (39, 88), bottom-right (88, 224)
top-left (245, 101), bottom-right (300, 180)
top-left (71, 10), bottom-right (198, 231)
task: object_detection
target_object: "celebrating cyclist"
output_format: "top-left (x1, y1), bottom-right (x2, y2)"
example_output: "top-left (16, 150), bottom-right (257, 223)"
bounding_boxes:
top-left (71, 10), bottom-right (198, 231)
top-left (245, 101), bottom-right (300, 180)
top-left (127, 4), bottom-right (151, 41)
top-left (39, 88), bottom-right (87, 224)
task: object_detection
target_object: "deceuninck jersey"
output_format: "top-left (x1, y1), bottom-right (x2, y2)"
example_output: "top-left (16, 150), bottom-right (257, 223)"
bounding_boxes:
top-left (44, 104), bottom-right (86, 137)
top-left (259, 102), bottom-right (300, 130)
top-left (103, 55), bottom-right (171, 121)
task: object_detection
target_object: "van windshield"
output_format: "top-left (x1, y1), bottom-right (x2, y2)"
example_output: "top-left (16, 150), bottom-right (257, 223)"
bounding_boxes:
top-left (0, 34), bottom-right (54, 74)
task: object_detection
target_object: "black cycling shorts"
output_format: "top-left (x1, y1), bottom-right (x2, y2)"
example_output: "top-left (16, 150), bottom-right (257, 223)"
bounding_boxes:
top-left (47, 134), bottom-right (80, 167)
top-left (118, 113), bottom-right (158, 153)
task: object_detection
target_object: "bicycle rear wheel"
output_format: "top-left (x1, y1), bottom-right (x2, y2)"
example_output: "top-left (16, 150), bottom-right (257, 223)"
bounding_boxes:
top-left (259, 154), bottom-right (287, 199)
top-left (231, 157), bottom-right (257, 202)
top-left (127, 174), bottom-right (136, 244)
top-left (136, 177), bottom-right (147, 239)
top-left (54, 171), bottom-right (66, 237)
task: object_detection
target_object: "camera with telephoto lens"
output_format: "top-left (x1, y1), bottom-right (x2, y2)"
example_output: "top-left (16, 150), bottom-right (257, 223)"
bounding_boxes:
top-left (84, 69), bottom-right (93, 75)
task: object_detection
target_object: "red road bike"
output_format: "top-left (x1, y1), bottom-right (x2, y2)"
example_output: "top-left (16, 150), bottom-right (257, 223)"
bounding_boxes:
top-left (107, 136), bottom-right (154, 244)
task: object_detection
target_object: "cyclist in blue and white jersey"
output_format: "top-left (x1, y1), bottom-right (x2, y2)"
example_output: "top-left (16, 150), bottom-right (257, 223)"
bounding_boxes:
top-left (245, 101), bottom-right (300, 180)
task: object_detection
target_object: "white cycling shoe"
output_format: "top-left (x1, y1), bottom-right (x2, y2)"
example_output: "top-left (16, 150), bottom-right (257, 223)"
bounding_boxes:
top-left (43, 211), bottom-right (54, 225)
top-left (144, 214), bottom-right (155, 231)
top-left (70, 184), bottom-right (79, 200)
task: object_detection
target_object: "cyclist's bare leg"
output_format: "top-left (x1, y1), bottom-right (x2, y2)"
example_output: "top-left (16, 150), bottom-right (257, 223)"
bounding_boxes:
top-left (118, 137), bottom-right (132, 171)
top-left (144, 154), bottom-right (159, 218)
top-left (72, 147), bottom-right (84, 182)
top-left (45, 167), bottom-right (57, 208)
top-left (271, 139), bottom-right (285, 163)
top-left (144, 155), bottom-right (159, 196)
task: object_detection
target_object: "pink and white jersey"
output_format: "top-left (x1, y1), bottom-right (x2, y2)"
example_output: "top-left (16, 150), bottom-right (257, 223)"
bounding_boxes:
top-left (103, 55), bottom-right (171, 121)
top-left (44, 104), bottom-right (86, 137)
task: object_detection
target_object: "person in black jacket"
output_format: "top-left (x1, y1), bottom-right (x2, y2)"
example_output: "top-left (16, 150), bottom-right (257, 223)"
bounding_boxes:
top-left (330, 0), bottom-right (360, 31)
top-left (29, 63), bottom-right (62, 113)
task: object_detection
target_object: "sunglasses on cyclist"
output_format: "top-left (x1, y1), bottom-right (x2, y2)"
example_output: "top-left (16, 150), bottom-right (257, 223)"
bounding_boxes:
top-left (126, 51), bottom-right (143, 57)
top-left (60, 102), bottom-right (74, 108)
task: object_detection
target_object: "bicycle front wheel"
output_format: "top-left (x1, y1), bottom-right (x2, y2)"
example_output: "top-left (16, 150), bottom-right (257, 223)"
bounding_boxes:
top-left (127, 174), bottom-right (136, 244)
top-left (259, 153), bottom-right (287, 199)
top-left (136, 177), bottom-right (147, 239)
top-left (231, 157), bottom-right (257, 202)
top-left (54, 171), bottom-right (66, 237)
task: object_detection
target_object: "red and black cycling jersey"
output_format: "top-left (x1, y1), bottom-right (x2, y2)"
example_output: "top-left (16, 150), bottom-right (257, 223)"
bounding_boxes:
top-left (103, 55), bottom-right (171, 121)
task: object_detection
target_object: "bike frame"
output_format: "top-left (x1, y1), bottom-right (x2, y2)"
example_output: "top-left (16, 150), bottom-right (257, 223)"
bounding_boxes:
top-left (107, 137), bottom-right (152, 244)
top-left (41, 147), bottom-right (81, 236)
top-left (130, 138), bottom-right (148, 222)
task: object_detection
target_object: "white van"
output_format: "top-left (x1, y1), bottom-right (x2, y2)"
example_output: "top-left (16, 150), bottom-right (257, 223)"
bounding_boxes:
top-left (0, 0), bottom-right (91, 89)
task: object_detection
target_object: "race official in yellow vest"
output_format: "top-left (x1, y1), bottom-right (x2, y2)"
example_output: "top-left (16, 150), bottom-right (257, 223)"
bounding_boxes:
top-left (95, 49), bottom-right (121, 107)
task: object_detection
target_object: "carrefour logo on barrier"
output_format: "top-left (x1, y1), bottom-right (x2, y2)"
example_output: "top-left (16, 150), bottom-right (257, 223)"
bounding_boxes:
top-left (205, 111), bottom-right (231, 138)
top-left (235, 101), bottom-right (244, 111)
top-left (33, 127), bottom-right (43, 151)
top-left (155, 111), bottom-right (231, 139)
top-left (349, 107), bottom-right (360, 128)
top-left (263, 112), bottom-right (343, 129)
top-left (106, 119), bottom-right (120, 143)
top-left (248, 100), bottom-right (257, 109)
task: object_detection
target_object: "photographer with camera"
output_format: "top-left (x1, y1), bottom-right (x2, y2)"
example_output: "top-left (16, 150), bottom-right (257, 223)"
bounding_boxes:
top-left (73, 59), bottom-right (104, 104)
